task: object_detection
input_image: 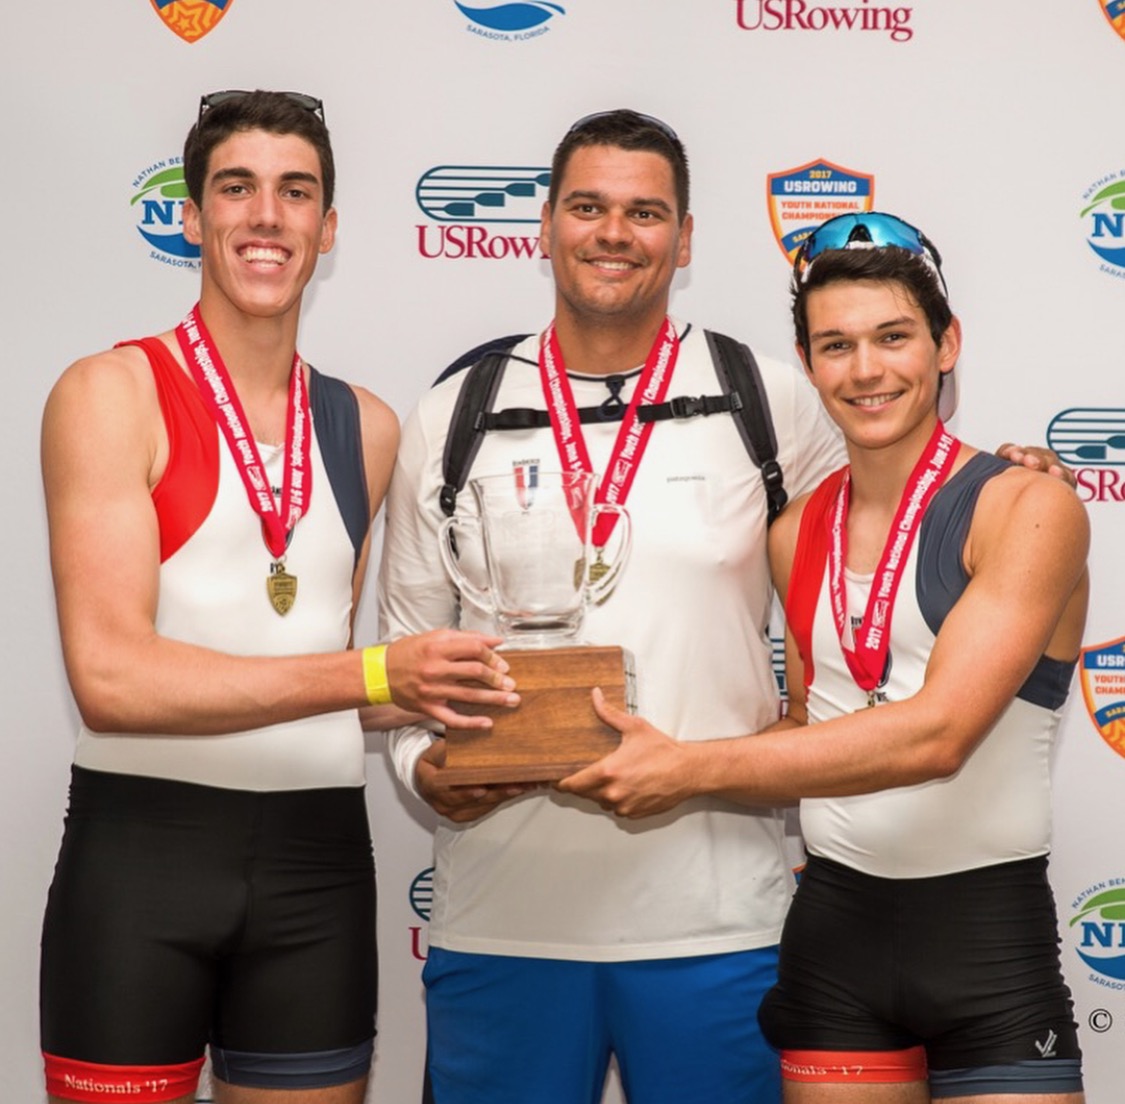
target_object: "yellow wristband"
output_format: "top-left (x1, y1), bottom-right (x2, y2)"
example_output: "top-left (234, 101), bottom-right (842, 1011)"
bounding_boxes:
top-left (362, 645), bottom-right (393, 705)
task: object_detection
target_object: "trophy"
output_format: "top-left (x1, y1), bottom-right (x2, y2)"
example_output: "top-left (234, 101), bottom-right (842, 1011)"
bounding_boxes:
top-left (436, 470), bottom-right (635, 784)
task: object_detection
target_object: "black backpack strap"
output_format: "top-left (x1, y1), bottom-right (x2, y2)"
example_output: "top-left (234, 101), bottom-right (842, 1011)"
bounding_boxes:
top-left (482, 401), bottom-right (639, 430)
top-left (436, 329), bottom-right (787, 525)
top-left (434, 333), bottom-right (529, 386)
top-left (636, 392), bottom-right (739, 423)
top-left (705, 330), bottom-right (788, 525)
top-left (437, 335), bottom-right (529, 517)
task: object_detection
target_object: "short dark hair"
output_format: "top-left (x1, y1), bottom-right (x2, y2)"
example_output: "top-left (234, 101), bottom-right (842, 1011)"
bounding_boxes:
top-left (183, 90), bottom-right (335, 212)
top-left (791, 246), bottom-right (953, 362)
top-left (548, 109), bottom-right (690, 222)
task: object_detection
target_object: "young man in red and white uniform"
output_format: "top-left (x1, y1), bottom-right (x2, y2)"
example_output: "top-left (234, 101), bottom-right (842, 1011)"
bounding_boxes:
top-left (562, 212), bottom-right (1089, 1103)
top-left (38, 90), bottom-right (516, 1104)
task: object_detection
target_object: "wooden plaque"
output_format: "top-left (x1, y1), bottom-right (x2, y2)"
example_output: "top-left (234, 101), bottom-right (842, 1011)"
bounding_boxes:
top-left (435, 645), bottom-right (636, 786)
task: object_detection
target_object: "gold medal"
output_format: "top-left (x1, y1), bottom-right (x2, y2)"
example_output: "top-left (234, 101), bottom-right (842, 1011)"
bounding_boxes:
top-left (176, 307), bottom-right (311, 621)
top-left (574, 552), bottom-right (612, 592)
top-left (267, 561), bottom-right (298, 616)
top-left (589, 549), bottom-right (617, 606)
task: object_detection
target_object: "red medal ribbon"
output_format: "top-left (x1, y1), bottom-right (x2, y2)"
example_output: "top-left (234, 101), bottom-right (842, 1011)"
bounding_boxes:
top-left (175, 304), bottom-right (311, 560)
top-left (827, 421), bottom-right (960, 696)
top-left (539, 317), bottom-right (679, 548)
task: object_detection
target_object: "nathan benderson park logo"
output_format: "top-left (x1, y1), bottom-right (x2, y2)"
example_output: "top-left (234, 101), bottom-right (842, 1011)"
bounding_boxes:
top-left (1071, 880), bottom-right (1125, 990)
top-left (131, 159), bottom-right (200, 271)
top-left (416, 165), bottom-right (550, 260)
top-left (453, 0), bottom-right (565, 41)
top-left (1080, 170), bottom-right (1125, 279)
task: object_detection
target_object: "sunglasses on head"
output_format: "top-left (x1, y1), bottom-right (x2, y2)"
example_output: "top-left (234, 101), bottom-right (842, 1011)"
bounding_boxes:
top-left (793, 211), bottom-right (946, 294)
top-left (198, 90), bottom-right (325, 128)
top-left (566, 110), bottom-right (679, 144)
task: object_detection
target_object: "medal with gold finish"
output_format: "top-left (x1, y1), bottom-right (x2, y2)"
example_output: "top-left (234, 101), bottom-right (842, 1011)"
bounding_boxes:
top-left (176, 304), bottom-right (312, 617)
top-left (267, 560), bottom-right (299, 616)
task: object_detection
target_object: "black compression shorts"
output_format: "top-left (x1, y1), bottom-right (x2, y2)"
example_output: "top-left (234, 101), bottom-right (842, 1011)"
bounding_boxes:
top-left (40, 766), bottom-right (377, 1098)
top-left (758, 854), bottom-right (1082, 1082)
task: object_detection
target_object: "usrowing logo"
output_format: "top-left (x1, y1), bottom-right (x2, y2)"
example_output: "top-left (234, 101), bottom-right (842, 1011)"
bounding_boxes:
top-left (148, 0), bottom-right (234, 43)
top-left (131, 159), bottom-right (199, 271)
top-left (767, 159), bottom-right (874, 263)
top-left (408, 868), bottom-right (433, 962)
top-left (1046, 408), bottom-right (1125, 503)
top-left (416, 165), bottom-right (550, 259)
top-left (409, 867), bottom-right (434, 921)
top-left (454, 1), bottom-right (565, 40)
top-left (1070, 880), bottom-right (1125, 989)
top-left (735, 1), bottom-right (914, 42)
top-left (1099, 1), bottom-right (1125, 42)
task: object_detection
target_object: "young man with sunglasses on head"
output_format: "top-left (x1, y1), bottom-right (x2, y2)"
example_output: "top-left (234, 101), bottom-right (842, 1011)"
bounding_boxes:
top-left (563, 212), bottom-right (1089, 1104)
top-left (38, 89), bottom-right (517, 1104)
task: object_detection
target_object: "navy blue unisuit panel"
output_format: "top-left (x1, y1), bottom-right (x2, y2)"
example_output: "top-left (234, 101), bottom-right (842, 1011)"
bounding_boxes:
top-left (917, 451), bottom-right (1074, 709)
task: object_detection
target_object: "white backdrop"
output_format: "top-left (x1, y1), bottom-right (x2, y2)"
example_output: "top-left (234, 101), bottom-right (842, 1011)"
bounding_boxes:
top-left (4, 2), bottom-right (1125, 1101)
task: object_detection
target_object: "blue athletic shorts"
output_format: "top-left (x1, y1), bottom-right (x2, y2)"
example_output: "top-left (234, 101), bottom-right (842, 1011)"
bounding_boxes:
top-left (422, 945), bottom-right (781, 1104)
top-left (40, 767), bottom-right (377, 1098)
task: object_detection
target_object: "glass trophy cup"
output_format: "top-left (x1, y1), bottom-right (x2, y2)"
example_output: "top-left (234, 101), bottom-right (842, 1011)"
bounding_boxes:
top-left (436, 470), bottom-right (636, 783)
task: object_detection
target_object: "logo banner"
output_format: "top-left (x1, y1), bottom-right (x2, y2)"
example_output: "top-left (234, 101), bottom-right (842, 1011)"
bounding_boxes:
top-left (1101, 0), bottom-right (1125, 42)
top-left (149, 0), bottom-right (233, 43)
top-left (1080, 636), bottom-right (1125, 758)
top-left (766, 159), bottom-right (873, 263)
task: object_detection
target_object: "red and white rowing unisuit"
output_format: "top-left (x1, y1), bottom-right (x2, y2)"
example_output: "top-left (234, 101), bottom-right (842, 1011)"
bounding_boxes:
top-left (786, 452), bottom-right (1075, 878)
top-left (72, 337), bottom-right (372, 792)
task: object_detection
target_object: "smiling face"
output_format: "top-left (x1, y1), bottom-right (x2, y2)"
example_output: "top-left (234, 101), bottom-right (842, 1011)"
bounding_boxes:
top-left (540, 144), bottom-right (692, 335)
top-left (797, 279), bottom-right (960, 455)
top-left (182, 128), bottom-right (337, 324)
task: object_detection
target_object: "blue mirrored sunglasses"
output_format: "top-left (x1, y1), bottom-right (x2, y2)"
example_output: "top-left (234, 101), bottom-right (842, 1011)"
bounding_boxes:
top-left (566, 110), bottom-right (679, 144)
top-left (198, 90), bottom-right (325, 128)
top-left (794, 211), bottom-right (945, 291)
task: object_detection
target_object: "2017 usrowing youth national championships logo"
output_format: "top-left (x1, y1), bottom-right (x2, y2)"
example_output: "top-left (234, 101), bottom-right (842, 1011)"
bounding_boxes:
top-left (416, 165), bottom-right (550, 259)
top-left (767, 159), bottom-right (874, 263)
top-left (1100, 1), bottom-right (1125, 42)
top-left (453, 1), bottom-right (565, 40)
top-left (132, 159), bottom-right (200, 271)
top-left (1071, 879), bottom-right (1125, 990)
top-left (148, 0), bottom-right (234, 42)
top-left (1079, 637), bottom-right (1125, 759)
top-left (1080, 170), bottom-right (1125, 278)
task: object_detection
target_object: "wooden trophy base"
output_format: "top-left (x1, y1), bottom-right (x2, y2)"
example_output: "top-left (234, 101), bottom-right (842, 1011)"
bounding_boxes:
top-left (435, 645), bottom-right (636, 786)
